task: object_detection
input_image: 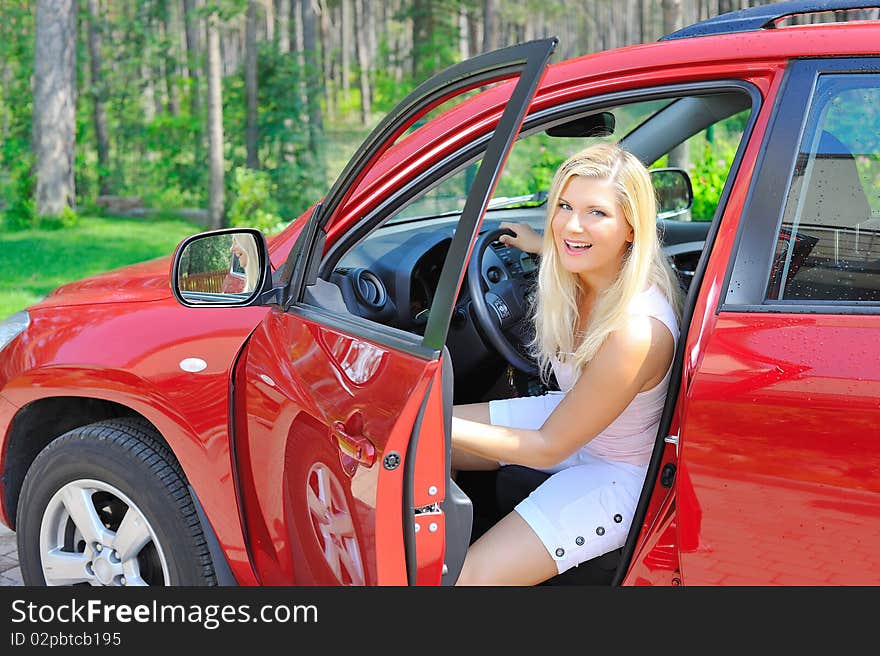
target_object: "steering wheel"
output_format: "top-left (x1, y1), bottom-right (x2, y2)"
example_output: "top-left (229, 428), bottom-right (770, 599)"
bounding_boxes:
top-left (466, 227), bottom-right (538, 375)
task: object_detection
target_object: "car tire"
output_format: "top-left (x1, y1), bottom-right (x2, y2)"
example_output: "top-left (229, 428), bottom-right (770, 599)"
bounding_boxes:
top-left (17, 417), bottom-right (217, 586)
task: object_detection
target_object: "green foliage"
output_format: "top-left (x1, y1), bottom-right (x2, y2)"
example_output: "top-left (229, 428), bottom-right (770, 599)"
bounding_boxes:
top-left (403, 1), bottom-right (461, 81)
top-left (690, 139), bottom-right (739, 221)
top-left (37, 206), bottom-right (80, 231)
top-left (228, 166), bottom-right (285, 234)
top-left (0, 214), bottom-right (201, 319)
top-left (1, 159), bottom-right (36, 231)
top-left (179, 232), bottom-right (232, 274)
top-left (495, 138), bottom-right (570, 198)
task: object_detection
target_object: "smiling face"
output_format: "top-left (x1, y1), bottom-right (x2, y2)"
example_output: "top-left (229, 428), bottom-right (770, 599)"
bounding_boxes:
top-left (550, 175), bottom-right (634, 287)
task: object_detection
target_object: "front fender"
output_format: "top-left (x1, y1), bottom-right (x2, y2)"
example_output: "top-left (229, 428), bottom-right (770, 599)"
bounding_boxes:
top-left (0, 365), bottom-right (258, 586)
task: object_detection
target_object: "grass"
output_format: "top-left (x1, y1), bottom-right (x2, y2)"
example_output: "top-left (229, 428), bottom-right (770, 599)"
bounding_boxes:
top-left (0, 215), bottom-right (204, 319)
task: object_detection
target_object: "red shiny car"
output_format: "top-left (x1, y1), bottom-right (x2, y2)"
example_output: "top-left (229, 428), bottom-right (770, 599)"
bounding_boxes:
top-left (2, 2), bottom-right (879, 586)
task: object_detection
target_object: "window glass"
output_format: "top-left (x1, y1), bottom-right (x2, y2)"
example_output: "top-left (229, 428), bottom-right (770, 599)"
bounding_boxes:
top-left (766, 75), bottom-right (880, 302)
top-left (388, 99), bottom-right (671, 223)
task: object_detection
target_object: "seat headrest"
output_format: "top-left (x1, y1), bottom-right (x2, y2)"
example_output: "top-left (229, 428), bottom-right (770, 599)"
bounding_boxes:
top-left (785, 130), bottom-right (871, 229)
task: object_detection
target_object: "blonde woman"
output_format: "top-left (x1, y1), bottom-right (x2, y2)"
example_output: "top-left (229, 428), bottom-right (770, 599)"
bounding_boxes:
top-left (452, 143), bottom-right (683, 585)
top-left (228, 233), bottom-right (261, 293)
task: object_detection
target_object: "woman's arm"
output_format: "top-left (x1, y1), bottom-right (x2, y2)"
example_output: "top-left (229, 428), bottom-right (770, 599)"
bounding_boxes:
top-left (451, 315), bottom-right (674, 469)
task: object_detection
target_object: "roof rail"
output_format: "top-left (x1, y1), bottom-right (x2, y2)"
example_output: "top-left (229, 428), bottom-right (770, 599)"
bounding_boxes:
top-left (660, 1), bottom-right (880, 41)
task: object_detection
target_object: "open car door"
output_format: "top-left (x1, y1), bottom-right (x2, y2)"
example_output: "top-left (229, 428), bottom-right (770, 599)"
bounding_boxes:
top-left (233, 38), bottom-right (556, 585)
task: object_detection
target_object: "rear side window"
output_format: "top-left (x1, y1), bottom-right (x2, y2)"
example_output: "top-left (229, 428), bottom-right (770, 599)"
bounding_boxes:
top-left (766, 75), bottom-right (880, 302)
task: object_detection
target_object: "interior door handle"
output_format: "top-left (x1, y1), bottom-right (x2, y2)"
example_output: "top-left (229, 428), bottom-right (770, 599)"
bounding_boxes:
top-left (332, 421), bottom-right (376, 467)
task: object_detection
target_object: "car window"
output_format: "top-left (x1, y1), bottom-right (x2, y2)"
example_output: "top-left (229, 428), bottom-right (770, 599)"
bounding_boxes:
top-left (649, 109), bottom-right (750, 222)
top-left (389, 99), bottom-right (672, 223)
top-left (765, 75), bottom-right (880, 303)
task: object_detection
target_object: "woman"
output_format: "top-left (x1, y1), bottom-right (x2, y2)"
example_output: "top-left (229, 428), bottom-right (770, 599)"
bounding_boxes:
top-left (226, 233), bottom-right (261, 293)
top-left (452, 143), bottom-right (683, 585)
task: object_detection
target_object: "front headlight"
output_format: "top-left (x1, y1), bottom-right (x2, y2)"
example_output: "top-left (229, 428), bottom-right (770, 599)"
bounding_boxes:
top-left (0, 311), bottom-right (30, 351)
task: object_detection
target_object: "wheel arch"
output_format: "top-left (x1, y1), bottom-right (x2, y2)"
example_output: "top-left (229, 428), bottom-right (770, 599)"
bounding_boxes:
top-left (2, 396), bottom-right (140, 528)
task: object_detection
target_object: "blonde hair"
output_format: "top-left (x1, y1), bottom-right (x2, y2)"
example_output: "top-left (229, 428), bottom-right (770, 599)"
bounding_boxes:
top-left (233, 233), bottom-right (262, 292)
top-left (531, 142), bottom-right (683, 382)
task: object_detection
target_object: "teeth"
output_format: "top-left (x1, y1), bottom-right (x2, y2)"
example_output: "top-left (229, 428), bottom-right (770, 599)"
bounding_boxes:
top-left (564, 240), bottom-right (591, 250)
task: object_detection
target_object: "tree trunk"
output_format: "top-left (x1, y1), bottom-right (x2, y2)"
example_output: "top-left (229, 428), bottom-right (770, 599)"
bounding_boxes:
top-left (293, 0), bottom-right (304, 52)
top-left (0, 0), bottom-right (8, 145)
top-left (33, 0), bottom-right (77, 216)
top-left (662, 0), bottom-right (689, 187)
top-left (276, 0), bottom-right (290, 53)
top-left (162, 1), bottom-right (182, 115)
top-left (483, 0), bottom-right (498, 52)
top-left (320, 1), bottom-right (334, 121)
top-left (183, 0), bottom-right (201, 117)
top-left (354, 0), bottom-right (371, 125)
top-left (246, 0), bottom-right (259, 169)
top-left (86, 0), bottom-right (111, 195)
top-left (302, 0), bottom-right (323, 153)
top-left (206, 10), bottom-right (225, 228)
top-left (341, 0), bottom-right (351, 98)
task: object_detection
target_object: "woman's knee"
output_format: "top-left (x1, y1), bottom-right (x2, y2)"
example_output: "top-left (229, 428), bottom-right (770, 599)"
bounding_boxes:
top-left (454, 511), bottom-right (558, 586)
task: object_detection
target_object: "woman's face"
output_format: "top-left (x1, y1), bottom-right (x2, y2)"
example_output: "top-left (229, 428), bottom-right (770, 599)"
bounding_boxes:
top-left (550, 175), bottom-right (633, 284)
top-left (230, 239), bottom-right (248, 267)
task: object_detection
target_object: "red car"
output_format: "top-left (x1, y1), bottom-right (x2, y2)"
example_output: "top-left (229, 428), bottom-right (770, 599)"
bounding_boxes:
top-left (1, 1), bottom-right (879, 586)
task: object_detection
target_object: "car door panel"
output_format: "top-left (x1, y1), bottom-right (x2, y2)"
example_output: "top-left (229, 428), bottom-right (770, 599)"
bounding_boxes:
top-left (678, 313), bottom-right (880, 584)
top-left (234, 308), bottom-right (436, 585)
top-left (235, 38), bottom-right (557, 585)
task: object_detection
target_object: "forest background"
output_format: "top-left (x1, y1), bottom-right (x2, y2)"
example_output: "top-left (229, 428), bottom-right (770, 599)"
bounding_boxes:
top-left (1, 1), bottom-right (875, 317)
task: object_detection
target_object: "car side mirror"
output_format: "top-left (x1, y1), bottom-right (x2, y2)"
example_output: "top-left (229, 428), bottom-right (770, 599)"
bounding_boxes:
top-left (651, 167), bottom-right (694, 220)
top-left (171, 228), bottom-right (271, 307)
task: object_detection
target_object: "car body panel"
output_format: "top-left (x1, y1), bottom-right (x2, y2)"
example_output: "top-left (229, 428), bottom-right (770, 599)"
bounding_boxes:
top-left (0, 299), bottom-right (268, 583)
top-left (678, 312), bottom-right (880, 584)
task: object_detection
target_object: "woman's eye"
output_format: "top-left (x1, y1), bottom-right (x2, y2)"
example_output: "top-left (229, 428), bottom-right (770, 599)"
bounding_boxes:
top-left (590, 209), bottom-right (607, 217)
top-left (558, 202), bottom-right (572, 211)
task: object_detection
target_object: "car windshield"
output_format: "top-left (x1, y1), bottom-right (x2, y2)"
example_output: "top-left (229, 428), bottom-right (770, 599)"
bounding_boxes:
top-left (386, 98), bottom-right (672, 224)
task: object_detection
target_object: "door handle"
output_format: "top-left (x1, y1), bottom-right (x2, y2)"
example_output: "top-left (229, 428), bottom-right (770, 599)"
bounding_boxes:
top-left (332, 421), bottom-right (376, 467)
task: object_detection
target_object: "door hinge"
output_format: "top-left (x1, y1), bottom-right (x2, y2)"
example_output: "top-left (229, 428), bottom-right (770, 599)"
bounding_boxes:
top-left (664, 433), bottom-right (679, 456)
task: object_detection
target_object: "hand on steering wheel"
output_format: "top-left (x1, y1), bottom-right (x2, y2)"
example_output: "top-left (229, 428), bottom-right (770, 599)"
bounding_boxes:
top-left (466, 227), bottom-right (538, 374)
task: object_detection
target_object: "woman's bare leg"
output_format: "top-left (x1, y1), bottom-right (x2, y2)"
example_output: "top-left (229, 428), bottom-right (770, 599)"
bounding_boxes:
top-left (455, 510), bottom-right (558, 586)
top-left (452, 402), bottom-right (499, 471)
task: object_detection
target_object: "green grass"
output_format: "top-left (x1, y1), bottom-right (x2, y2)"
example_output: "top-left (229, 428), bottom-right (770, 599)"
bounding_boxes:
top-left (0, 215), bottom-right (203, 319)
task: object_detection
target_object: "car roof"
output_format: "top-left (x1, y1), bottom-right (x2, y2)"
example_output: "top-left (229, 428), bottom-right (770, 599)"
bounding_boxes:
top-left (661, 0), bottom-right (880, 40)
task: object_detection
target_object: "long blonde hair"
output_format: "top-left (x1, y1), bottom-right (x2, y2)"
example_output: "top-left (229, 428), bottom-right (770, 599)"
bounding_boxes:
top-left (531, 143), bottom-right (683, 382)
top-left (233, 233), bottom-right (262, 292)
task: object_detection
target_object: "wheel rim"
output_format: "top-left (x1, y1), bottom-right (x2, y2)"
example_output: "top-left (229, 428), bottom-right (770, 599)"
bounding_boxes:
top-left (39, 479), bottom-right (170, 586)
top-left (306, 462), bottom-right (365, 585)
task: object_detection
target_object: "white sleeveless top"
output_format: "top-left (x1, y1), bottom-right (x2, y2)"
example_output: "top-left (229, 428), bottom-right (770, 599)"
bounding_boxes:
top-left (550, 285), bottom-right (679, 467)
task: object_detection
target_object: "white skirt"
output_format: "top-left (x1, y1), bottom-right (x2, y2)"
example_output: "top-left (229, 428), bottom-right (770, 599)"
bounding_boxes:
top-left (489, 393), bottom-right (648, 574)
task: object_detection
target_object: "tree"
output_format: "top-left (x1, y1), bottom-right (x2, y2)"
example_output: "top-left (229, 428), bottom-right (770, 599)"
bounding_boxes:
top-left (206, 8), bottom-right (225, 228)
top-left (86, 0), bottom-right (111, 196)
top-left (33, 0), bottom-right (77, 217)
top-left (663, 0), bottom-right (689, 175)
top-left (353, 0), bottom-right (372, 125)
top-left (183, 0), bottom-right (202, 121)
top-left (245, 0), bottom-right (259, 168)
top-left (301, 0), bottom-right (323, 153)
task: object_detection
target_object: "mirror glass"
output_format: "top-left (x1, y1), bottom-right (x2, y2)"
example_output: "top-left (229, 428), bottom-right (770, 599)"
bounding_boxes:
top-left (176, 232), bottom-right (262, 304)
top-left (652, 168), bottom-right (693, 219)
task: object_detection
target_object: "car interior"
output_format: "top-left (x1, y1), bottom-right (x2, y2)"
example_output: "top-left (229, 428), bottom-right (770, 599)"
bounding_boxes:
top-left (303, 86), bottom-right (755, 584)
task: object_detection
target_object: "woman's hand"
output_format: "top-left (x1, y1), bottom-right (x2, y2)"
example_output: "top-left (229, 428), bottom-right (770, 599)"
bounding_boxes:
top-left (498, 221), bottom-right (543, 255)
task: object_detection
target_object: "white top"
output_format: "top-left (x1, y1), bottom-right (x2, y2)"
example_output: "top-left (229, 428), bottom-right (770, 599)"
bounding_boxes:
top-left (550, 285), bottom-right (679, 467)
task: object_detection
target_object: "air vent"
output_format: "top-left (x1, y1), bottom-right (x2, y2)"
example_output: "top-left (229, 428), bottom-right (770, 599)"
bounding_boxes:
top-left (353, 269), bottom-right (387, 309)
